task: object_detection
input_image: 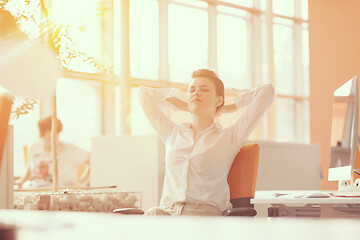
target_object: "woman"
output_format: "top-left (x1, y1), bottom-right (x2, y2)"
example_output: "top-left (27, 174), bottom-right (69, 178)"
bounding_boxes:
top-left (139, 69), bottom-right (274, 216)
top-left (15, 117), bottom-right (90, 188)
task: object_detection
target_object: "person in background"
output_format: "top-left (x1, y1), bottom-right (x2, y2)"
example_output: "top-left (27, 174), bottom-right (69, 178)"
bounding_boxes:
top-left (15, 117), bottom-right (90, 188)
top-left (139, 69), bottom-right (274, 216)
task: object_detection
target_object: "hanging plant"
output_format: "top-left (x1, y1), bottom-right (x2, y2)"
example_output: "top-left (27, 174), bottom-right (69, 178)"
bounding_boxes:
top-left (11, 97), bottom-right (38, 120)
top-left (1, 0), bottom-right (113, 119)
top-left (1, 0), bottom-right (113, 73)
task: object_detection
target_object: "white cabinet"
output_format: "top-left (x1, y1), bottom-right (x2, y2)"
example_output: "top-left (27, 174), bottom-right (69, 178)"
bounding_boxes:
top-left (255, 141), bottom-right (321, 191)
top-left (90, 135), bottom-right (165, 211)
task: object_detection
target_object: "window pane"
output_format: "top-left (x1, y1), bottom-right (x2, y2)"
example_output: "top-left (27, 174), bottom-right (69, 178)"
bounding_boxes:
top-left (168, 4), bottom-right (208, 83)
top-left (217, 14), bottom-right (250, 89)
top-left (11, 98), bottom-right (40, 176)
top-left (130, 0), bottom-right (159, 80)
top-left (302, 28), bottom-right (309, 97)
top-left (51, 0), bottom-right (107, 73)
top-left (260, 0), bottom-right (267, 11)
top-left (56, 78), bottom-right (101, 151)
top-left (130, 88), bottom-right (156, 135)
top-left (261, 17), bottom-right (269, 84)
top-left (273, 23), bottom-right (294, 95)
top-left (301, 0), bottom-right (308, 20)
top-left (273, 0), bottom-right (294, 17)
top-left (276, 98), bottom-right (295, 142)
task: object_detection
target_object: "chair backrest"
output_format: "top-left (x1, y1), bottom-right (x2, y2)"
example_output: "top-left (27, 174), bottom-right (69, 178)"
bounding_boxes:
top-left (227, 143), bottom-right (260, 207)
top-left (0, 93), bottom-right (14, 169)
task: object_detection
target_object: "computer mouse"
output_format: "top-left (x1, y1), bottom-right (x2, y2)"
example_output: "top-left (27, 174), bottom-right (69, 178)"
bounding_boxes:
top-left (304, 192), bottom-right (332, 198)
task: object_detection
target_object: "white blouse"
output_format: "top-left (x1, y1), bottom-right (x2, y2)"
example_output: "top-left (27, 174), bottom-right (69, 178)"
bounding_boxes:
top-left (138, 84), bottom-right (274, 212)
top-left (29, 141), bottom-right (89, 186)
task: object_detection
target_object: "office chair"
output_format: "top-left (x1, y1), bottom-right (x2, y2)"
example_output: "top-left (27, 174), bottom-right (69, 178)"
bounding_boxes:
top-left (0, 93), bottom-right (14, 169)
top-left (222, 143), bottom-right (260, 216)
top-left (114, 143), bottom-right (260, 216)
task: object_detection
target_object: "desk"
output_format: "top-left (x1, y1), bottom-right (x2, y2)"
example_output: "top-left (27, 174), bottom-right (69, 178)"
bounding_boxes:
top-left (2, 209), bottom-right (360, 240)
top-left (252, 190), bottom-right (360, 218)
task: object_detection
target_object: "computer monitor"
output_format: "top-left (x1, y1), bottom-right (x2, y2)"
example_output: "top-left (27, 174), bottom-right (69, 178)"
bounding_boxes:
top-left (328, 76), bottom-right (359, 181)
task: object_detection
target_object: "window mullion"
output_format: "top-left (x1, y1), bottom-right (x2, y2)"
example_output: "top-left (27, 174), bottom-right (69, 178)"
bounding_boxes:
top-left (294, 0), bottom-right (304, 142)
top-left (102, 83), bottom-right (116, 135)
top-left (250, 11), bottom-right (264, 139)
top-left (116, 0), bottom-right (131, 134)
top-left (208, 2), bottom-right (217, 71)
top-left (265, 0), bottom-right (276, 141)
top-left (159, 0), bottom-right (169, 81)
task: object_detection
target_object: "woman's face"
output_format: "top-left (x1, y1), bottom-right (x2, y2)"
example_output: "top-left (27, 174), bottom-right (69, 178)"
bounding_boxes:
top-left (187, 77), bottom-right (223, 115)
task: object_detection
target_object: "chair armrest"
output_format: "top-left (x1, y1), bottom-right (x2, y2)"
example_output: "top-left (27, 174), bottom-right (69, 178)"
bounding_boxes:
top-left (222, 207), bottom-right (257, 217)
top-left (113, 208), bottom-right (145, 215)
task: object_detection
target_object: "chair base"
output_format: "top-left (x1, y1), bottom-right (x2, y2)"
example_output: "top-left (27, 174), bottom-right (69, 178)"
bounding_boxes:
top-left (224, 197), bottom-right (257, 216)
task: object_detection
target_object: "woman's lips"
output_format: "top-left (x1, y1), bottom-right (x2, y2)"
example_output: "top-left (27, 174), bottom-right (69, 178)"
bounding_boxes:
top-left (192, 98), bottom-right (202, 103)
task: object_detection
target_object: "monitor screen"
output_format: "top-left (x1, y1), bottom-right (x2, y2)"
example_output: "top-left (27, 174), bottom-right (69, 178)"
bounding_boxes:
top-left (328, 76), bottom-right (359, 181)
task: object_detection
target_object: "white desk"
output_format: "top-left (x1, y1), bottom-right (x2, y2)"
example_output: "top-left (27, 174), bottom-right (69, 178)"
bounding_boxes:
top-left (2, 209), bottom-right (360, 240)
top-left (252, 190), bottom-right (360, 218)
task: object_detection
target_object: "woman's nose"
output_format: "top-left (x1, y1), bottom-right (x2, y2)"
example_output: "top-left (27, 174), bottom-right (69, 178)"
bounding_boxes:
top-left (194, 89), bottom-right (201, 96)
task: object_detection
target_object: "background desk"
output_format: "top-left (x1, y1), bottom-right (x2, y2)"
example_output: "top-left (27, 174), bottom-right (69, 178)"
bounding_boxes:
top-left (252, 190), bottom-right (360, 218)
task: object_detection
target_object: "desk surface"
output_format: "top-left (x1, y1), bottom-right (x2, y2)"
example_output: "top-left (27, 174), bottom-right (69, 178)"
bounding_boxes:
top-left (252, 190), bottom-right (360, 205)
top-left (2, 210), bottom-right (360, 240)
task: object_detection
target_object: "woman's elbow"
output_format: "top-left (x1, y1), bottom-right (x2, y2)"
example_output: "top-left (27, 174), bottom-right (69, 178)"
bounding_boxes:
top-left (262, 84), bottom-right (275, 103)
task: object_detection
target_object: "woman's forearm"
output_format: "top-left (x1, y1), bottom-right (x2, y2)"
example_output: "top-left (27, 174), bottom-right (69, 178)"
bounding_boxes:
top-left (166, 97), bottom-right (189, 112)
top-left (217, 104), bottom-right (237, 115)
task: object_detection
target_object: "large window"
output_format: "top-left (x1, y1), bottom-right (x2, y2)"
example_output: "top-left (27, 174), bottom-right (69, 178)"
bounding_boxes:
top-left (11, 0), bottom-right (310, 177)
top-left (130, 0), bottom-right (159, 80)
top-left (128, 0), bottom-right (310, 143)
top-left (168, 2), bottom-right (209, 82)
top-left (217, 7), bottom-right (250, 89)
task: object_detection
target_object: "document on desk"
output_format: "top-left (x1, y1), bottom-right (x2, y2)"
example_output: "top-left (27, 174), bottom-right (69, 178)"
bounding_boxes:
top-left (332, 192), bottom-right (360, 197)
top-left (274, 193), bottom-right (303, 198)
top-left (274, 192), bottom-right (330, 199)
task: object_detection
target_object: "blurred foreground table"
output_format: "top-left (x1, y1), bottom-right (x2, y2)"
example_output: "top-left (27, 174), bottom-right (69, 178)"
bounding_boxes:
top-left (1, 209), bottom-right (360, 240)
